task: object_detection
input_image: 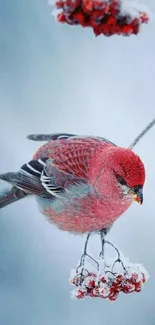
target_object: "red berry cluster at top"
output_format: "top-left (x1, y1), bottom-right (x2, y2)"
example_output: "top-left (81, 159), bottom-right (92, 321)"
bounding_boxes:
top-left (70, 266), bottom-right (148, 301)
top-left (54, 0), bottom-right (149, 36)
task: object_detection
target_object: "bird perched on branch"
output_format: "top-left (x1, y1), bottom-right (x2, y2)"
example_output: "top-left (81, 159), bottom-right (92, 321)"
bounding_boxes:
top-left (0, 120), bottom-right (154, 240)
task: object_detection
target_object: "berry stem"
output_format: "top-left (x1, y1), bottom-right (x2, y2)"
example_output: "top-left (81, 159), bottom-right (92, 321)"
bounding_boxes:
top-left (76, 233), bottom-right (100, 273)
top-left (104, 240), bottom-right (127, 273)
top-left (104, 240), bottom-right (121, 259)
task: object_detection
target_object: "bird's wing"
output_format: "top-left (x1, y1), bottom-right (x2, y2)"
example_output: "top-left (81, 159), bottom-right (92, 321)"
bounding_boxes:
top-left (0, 157), bottom-right (86, 198)
top-left (0, 137), bottom-right (116, 198)
top-left (33, 136), bottom-right (117, 180)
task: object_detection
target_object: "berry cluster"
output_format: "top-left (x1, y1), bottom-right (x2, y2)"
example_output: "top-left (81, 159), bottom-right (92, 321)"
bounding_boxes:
top-left (51, 0), bottom-right (149, 37)
top-left (70, 259), bottom-right (149, 301)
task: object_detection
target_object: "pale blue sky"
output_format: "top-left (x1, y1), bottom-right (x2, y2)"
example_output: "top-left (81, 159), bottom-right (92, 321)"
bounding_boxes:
top-left (0, 0), bottom-right (155, 324)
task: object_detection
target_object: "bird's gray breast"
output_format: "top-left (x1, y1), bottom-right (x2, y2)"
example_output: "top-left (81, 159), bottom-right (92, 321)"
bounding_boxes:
top-left (37, 182), bottom-right (95, 213)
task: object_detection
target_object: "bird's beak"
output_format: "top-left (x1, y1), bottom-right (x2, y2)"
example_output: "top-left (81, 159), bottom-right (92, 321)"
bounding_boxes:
top-left (129, 187), bottom-right (143, 205)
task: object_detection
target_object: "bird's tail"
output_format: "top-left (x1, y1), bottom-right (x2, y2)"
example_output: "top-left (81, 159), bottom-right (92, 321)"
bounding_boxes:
top-left (0, 186), bottom-right (28, 209)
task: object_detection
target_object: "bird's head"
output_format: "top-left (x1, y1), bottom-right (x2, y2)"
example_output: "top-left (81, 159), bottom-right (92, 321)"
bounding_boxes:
top-left (109, 147), bottom-right (145, 204)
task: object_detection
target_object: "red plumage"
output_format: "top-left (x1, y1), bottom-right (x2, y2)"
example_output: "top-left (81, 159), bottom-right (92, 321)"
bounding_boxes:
top-left (0, 124), bottom-right (150, 234)
top-left (33, 138), bottom-right (145, 233)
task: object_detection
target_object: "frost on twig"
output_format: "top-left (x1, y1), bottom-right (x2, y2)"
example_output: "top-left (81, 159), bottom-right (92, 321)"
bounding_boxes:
top-left (70, 247), bottom-right (149, 301)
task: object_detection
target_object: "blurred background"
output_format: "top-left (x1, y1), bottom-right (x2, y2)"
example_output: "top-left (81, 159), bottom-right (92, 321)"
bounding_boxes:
top-left (0, 0), bottom-right (155, 324)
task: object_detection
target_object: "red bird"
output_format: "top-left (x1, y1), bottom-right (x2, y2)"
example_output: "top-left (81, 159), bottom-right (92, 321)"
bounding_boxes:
top-left (0, 119), bottom-right (155, 260)
top-left (0, 132), bottom-right (145, 231)
top-left (0, 119), bottom-right (154, 253)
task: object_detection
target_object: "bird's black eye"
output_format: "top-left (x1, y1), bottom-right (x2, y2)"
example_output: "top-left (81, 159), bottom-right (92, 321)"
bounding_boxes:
top-left (115, 174), bottom-right (127, 186)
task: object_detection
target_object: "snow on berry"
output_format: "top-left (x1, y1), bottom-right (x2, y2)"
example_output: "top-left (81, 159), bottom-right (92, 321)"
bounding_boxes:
top-left (69, 253), bottom-right (149, 301)
top-left (48, 0), bottom-right (151, 37)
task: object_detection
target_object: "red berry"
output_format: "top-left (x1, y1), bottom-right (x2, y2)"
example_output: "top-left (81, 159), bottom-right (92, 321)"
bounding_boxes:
top-left (104, 4), bottom-right (109, 14)
top-left (72, 274), bottom-right (83, 287)
top-left (121, 24), bottom-right (133, 35)
top-left (111, 281), bottom-right (121, 292)
top-left (93, 25), bottom-right (102, 36)
top-left (115, 275), bottom-right (125, 284)
top-left (63, 0), bottom-right (76, 12)
top-left (100, 276), bottom-right (107, 284)
top-left (76, 290), bottom-right (85, 299)
top-left (89, 287), bottom-right (100, 298)
top-left (135, 281), bottom-right (142, 292)
top-left (140, 12), bottom-right (149, 24)
top-left (108, 286), bottom-right (119, 300)
top-left (57, 13), bottom-right (67, 23)
top-left (108, 24), bottom-right (119, 35)
top-left (89, 291), bottom-right (96, 298)
top-left (86, 287), bottom-right (93, 296)
top-left (122, 286), bottom-right (130, 294)
top-left (92, 286), bottom-right (100, 297)
top-left (132, 18), bottom-right (139, 26)
top-left (72, 11), bottom-right (85, 25)
top-left (109, 0), bottom-right (120, 12)
top-left (109, 291), bottom-right (119, 301)
top-left (122, 281), bottom-right (135, 294)
top-left (141, 273), bottom-right (146, 283)
top-left (56, 0), bottom-right (64, 8)
top-left (82, 0), bottom-right (93, 13)
top-left (93, 0), bottom-right (105, 10)
top-left (131, 21), bottom-right (140, 35)
top-left (114, 24), bottom-right (121, 35)
top-left (87, 280), bottom-right (96, 289)
top-left (101, 24), bottom-right (111, 36)
top-left (130, 272), bottom-right (139, 284)
top-left (89, 10), bottom-right (105, 28)
top-left (107, 16), bottom-right (117, 25)
top-left (109, 287), bottom-right (115, 296)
